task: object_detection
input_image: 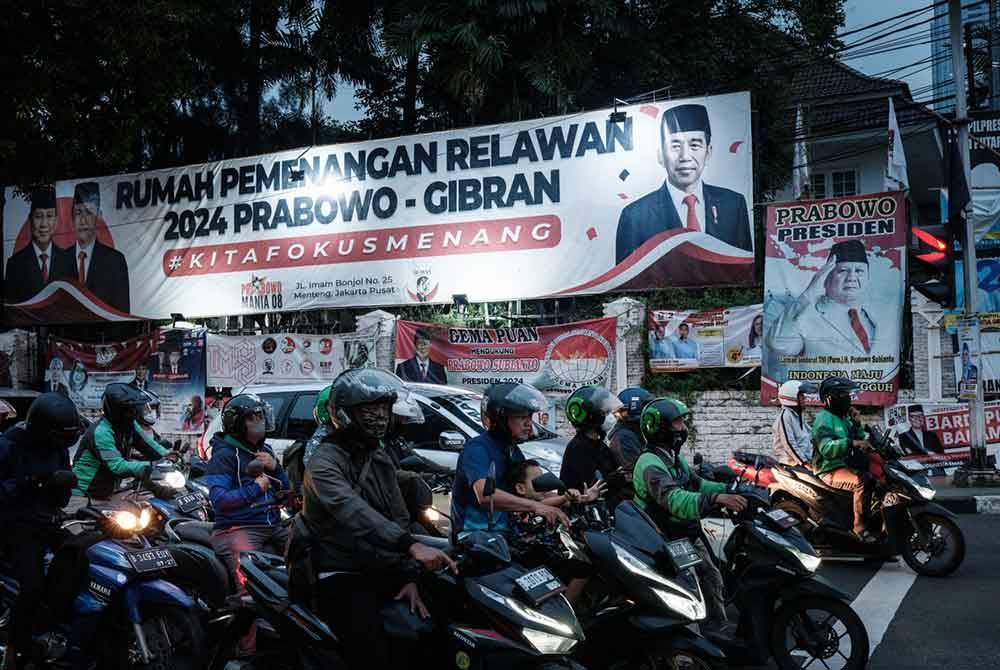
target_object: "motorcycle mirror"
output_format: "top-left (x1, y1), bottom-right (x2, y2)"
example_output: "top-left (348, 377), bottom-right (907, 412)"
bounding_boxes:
top-left (531, 472), bottom-right (566, 494)
top-left (245, 460), bottom-right (266, 477)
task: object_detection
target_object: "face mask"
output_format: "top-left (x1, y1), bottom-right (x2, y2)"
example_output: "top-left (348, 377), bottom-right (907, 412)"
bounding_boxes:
top-left (828, 394), bottom-right (852, 417)
top-left (672, 429), bottom-right (688, 451)
top-left (245, 417), bottom-right (266, 443)
top-left (141, 406), bottom-right (157, 426)
top-left (354, 402), bottom-right (392, 442)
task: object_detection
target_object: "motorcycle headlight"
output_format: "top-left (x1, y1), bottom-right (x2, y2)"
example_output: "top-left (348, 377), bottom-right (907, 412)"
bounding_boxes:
top-left (887, 467), bottom-right (935, 500)
top-left (522, 627), bottom-right (578, 654)
top-left (139, 507), bottom-right (152, 529)
top-left (652, 587), bottom-right (707, 621)
top-left (164, 471), bottom-right (187, 489)
top-left (113, 511), bottom-right (140, 531)
top-left (760, 528), bottom-right (820, 572)
top-left (915, 484), bottom-right (936, 500)
top-left (479, 585), bottom-right (574, 637)
top-left (424, 507), bottom-right (441, 523)
top-left (612, 542), bottom-right (705, 619)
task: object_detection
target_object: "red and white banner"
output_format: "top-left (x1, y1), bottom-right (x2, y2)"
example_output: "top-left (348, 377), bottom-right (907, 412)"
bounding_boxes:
top-left (648, 304), bottom-right (762, 372)
top-left (884, 401), bottom-right (1000, 474)
top-left (206, 330), bottom-right (379, 388)
top-left (394, 318), bottom-right (617, 392)
top-left (762, 192), bottom-right (906, 406)
top-left (3, 92), bottom-right (752, 325)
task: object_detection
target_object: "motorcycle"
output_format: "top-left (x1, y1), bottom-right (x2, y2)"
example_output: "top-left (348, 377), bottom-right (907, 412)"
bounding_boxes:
top-left (767, 425), bottom-right (966, 576)
top-left (695, 484), bottom-right (870, 670)
top-left (0, 500), bottom-right (204, 669)
top-left (518, 472), bottom-right (726, 670)
top-left (310, 470), bottom-right (586, 670)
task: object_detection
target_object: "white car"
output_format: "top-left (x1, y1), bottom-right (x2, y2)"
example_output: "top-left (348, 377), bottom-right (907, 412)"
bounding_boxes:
top-left (199, 381), bottom-right (567, 475)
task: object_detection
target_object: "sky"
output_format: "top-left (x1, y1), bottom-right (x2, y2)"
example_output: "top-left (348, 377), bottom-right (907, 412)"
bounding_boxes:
top-left (320, 1), bottom-right (940, 124)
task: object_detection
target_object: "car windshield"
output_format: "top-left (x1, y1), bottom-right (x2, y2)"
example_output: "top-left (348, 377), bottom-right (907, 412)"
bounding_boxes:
top-left (432, 392), bottom-right (558, 441)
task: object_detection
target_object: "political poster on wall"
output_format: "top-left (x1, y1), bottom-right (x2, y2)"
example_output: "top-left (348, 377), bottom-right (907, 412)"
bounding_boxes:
top-left (951, 311), bottom-right (1000, 396)
top-left (648, 304), bottom-right (762, 372)
top-left (206, 330), bottom-right (378, 388)
top-left (2, 92), bottom-right (753, 325)
top-left (761, 192), bottom-right (906, 406)
top-left (394, 318), bottom-right (617, 392)
top-left (47, 328), bottom-right (207, 434)
top-left (884, 401), bottom-right (1000, 475)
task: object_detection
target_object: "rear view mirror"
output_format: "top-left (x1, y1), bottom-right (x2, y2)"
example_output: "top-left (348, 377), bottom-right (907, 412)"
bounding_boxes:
top-left (484, 462), bottom-right (497, 497)
top-left (439, 431), bottom-right (466, 451)
top-left (531, 472), bottom-right (566, 494)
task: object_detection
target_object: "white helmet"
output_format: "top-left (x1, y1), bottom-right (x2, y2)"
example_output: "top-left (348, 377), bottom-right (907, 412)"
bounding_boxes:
top-left (778, 380), bottom-right (817, 407)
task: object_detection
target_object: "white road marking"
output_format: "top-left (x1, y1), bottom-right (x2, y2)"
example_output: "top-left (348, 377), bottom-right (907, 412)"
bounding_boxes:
top-left (849, 562), bottom-right (917, 658)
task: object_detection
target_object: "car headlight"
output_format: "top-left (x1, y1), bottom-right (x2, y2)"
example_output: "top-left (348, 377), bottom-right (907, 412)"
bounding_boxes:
top-left (653, 587), bottom-right (707, 621)
top-left (164, 471), bottom-right (187, 489)
top-left (760, 528), bottom-right (820, 572)
top-left (522, 627), bottom-right (578, 654)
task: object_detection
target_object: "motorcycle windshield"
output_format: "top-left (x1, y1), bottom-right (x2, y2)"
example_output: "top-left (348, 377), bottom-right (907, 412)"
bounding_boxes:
top-left (612, 501), bottom-right (670, 559)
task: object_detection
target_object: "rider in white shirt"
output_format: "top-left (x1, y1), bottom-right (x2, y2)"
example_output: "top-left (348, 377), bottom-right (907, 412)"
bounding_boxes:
top-left (772, 380), bottom-right (817, 468)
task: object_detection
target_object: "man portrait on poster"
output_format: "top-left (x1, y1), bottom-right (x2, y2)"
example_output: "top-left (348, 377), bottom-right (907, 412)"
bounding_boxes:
top-left (897, 405), bottom-right (944, 455)
top-left (960, 344), bottom-right (979, 383)
top-left (615, 103), bottom-right (753, 264)
top-left (44, 358), bottom-right (69, 396)
top-left (4, 187), bottom-right (75, 303)
top-left (768, 240), bottom-right (883, 358)
top-left (129, 361), bottom-right (150, 392)
top-left (71, 181), bottom-right (131, 313)
top-left (395, 328), bottom-right (447, 384)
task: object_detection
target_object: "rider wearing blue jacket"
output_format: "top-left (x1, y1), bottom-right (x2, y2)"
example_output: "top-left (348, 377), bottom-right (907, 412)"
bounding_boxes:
top-left (204, 394), bottom-right (290, 589)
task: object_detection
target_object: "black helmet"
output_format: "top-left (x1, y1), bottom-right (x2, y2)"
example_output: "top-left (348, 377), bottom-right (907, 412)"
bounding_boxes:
top-left (617, 386), bottom-right (655, 422)
top-left (566, 385), bottom-right (623, 430)
top-left (818, 376), bottom-right (858, 417)
top-left (481, 382), bottom-right (546, 442)
top-left (329, 368), bottom-right (406, 430)
top-left (640, 398), bottom-right (691, 452)
top-left (222, 394), bottom-right (275, 439)
top-left (137, 389), bottom-right (161, 427)
top-left (102, 383), bottom-right (150, 428)
top-left (26, 392), bottom-right (82, 448)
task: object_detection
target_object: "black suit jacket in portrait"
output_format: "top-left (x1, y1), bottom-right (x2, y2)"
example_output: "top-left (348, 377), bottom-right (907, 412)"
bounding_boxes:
top-left (899, 429), bottom-right (944, 455)
top-left (4, 244), bottom-right (76, 303)
top-left (79, 242), bottom-right (131, 313)
top-left (395, 357), bottom-right (447, 385)
top-left (615, 182), bottom-right (752, 264)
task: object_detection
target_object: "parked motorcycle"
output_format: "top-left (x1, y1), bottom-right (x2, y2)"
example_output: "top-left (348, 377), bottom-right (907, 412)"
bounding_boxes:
top-left (693, 484), bottom-right (869, 670)
top-left (518, 472), bottom-right (726, 670)
top-left (0, 500), bottom-right (204, 669)
top-left (767, 425), bottom-right (966, 576)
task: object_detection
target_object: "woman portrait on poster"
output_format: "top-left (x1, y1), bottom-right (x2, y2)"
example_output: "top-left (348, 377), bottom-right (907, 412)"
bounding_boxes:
top-left (743, 314), bottom-right (764, 361)
top-left (68, 359), bottom-right (88, 393)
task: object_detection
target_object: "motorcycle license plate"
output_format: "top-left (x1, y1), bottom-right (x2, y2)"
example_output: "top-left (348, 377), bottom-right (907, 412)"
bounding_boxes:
top-left (766, 509), bottom-right (799, 529)
top-left (665, 539), bottom-right (702, 571)
top-left (176, 492), bottom-right (207, 513)
top-left (515, 567), bottom-right (564, 605)
top-left (126, 548), bottom-right (177, 573)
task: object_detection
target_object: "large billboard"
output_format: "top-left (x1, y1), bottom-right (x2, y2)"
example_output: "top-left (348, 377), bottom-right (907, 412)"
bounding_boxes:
top-left (3, 92), bottom-right (753, 325)
top-left (648, 304), bottom-right (762, 372)
top-left (394, 318), bottom-right (617, 392)
top-left (762, 192), bottom-right (906, 406)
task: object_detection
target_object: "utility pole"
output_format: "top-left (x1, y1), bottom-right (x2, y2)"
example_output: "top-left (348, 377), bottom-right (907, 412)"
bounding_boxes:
top-left (951, 0), bottom-right (999, 484)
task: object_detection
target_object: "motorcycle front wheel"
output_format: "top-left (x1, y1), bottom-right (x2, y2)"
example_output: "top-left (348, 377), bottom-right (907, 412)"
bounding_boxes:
top-left (901, 513), bottom-right (965, 577)
top-left (770, 597), bottom-right (869, 670)
top-left (116, 605), bottom-right (205, 670)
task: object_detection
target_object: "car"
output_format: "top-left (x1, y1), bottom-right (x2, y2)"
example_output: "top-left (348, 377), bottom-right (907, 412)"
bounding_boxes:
top-left (199, 381), bottom-right (567, 475)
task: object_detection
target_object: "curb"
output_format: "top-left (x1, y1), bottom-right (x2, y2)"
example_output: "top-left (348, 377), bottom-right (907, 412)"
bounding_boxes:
top-left (936, 496), bottom-right (1000, 514)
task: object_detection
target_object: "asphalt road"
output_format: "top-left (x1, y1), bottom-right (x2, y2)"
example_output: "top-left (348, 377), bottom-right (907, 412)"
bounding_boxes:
top-left (733, 515), bottom-right (1000, 670)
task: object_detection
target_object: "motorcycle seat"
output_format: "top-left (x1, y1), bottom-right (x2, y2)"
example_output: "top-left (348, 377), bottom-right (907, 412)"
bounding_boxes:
top-left (173, 520), bottom-right (215, 546)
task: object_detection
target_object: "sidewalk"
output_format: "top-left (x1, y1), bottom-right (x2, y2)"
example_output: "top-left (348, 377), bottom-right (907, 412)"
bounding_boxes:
top-left (929, 477), bottom-right (1000, 514)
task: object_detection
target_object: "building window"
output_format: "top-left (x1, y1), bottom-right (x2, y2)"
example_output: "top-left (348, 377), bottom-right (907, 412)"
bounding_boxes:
top-left (832, 170), bottom-right (857, 197)
top-left (810, 173), bottom-right (827, 199)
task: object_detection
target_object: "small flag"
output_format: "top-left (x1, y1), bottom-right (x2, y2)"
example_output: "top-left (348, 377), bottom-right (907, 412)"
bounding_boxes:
top-left (885, 97), bottom-right (909, 191)
top-left (792, 106), bottom-right (811, 200)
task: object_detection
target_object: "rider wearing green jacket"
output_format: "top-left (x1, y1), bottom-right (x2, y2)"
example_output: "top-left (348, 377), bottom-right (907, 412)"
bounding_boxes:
top-left (811, 376), bottom-right (875, 542)
top-left (632, 398), bottom-right (747, 632)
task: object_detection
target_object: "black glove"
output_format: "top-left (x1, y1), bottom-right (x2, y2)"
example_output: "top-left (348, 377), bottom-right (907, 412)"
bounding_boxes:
top-left (44, 469), bottom-right (78, 493)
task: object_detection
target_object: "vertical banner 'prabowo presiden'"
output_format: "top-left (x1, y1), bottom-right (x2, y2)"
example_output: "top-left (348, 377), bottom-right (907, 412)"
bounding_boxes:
top-left (3, 92), bottom-right (752, 325)
top-left (762, 192), bottom-right (906, 406)
top-left (394, 318), bottom-right (617, 392)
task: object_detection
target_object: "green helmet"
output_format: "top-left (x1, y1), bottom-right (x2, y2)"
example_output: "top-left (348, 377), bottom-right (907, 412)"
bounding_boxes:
top-left (565, 385), bottom-right (623, 430)
top-left (315, 385), bottom-right (332, 425)
top-left (640, 398), bottom-right (691, 451)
